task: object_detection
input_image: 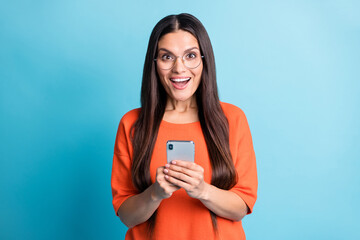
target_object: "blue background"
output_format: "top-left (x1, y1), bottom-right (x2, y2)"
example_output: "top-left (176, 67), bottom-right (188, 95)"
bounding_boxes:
top-left (1, 0), bottom-right (359, 239)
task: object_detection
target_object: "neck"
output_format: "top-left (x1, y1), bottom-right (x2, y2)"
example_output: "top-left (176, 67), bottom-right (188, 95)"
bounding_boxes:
top-left (165, 96), bottom-right (198, 113)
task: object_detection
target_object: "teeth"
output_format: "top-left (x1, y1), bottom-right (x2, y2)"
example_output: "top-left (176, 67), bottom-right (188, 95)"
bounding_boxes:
top-left (170, 78), bottom-right (191, 82)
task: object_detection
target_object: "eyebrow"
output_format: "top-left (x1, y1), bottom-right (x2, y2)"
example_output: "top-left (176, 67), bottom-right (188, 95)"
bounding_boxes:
top-left (157, 47), bottom-right (200, 55)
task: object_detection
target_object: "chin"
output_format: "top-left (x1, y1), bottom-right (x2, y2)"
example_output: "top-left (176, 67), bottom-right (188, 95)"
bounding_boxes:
top-left (172, 94), bottom-right (191, 102)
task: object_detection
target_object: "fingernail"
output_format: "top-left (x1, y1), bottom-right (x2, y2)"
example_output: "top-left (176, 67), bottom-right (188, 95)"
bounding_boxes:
top-left (164, 169), bottom-right (168, 173)
top-left (171, 161), bottom-right (176, 164)
top-left (165, 164), bottom-right (170, 168)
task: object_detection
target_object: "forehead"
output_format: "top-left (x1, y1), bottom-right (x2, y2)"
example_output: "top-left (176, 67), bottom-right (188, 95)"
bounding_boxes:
top-left (157, 30), bottom-right (200, 53)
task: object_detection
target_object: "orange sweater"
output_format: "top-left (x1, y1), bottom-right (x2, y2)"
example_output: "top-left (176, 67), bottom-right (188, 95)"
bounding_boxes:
top-left (111, 102), bottom-right (258, 240)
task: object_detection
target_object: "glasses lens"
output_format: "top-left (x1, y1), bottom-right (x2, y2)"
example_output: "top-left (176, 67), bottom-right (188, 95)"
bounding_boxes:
top-left (157, 53), bottom-right (174, 70)
top-left (183, 52), bottom-right (201, 69)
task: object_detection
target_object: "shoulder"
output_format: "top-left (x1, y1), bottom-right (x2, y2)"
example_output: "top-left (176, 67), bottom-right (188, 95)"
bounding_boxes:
top-left (220, 101), bottom-right (247, 122)
top-left (119, 108), bottom-right (141, 129)
top-left (115, 108), bottom-right (140, 145)
top-left (220, 102), bottom-right (253, 147)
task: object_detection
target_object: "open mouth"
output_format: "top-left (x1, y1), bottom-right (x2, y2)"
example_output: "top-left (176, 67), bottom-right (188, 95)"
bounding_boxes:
top-left (170, 77), bottom-right (191, 90)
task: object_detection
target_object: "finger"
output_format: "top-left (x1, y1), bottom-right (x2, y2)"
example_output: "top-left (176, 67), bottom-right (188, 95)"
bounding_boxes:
top-left (157, 177), bottom-right (176, 190)
top-left (160, 181), bottom-right (180, 192)
top-left (165, 174), bottom-right (191, 189)
top-left (167, 163), bottom-right (203, 180)
top-left (159, 186), bottom-right (177, 199)
top-left (164, 178), bottom-right (181, 189)
top-left (159, 170), bottom-right (181, 188)
top-left (165, 164), bottom-right (194, 176)
top-left (171, 160), bottom-right (203, 172)
top-left (157, 166), bottom-right (165, 172)
top-left (164, 168), bottom-right (194, 184)
top-left (156, 166), bottom-right (165, 178)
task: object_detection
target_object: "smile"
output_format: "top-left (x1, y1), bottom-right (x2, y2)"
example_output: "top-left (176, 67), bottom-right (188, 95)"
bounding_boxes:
top-left (170, 77), bottom-right (191, 90)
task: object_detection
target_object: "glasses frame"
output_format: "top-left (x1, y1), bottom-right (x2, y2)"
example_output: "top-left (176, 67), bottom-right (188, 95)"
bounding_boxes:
top-left (154, 53), bottom-right (204, 70)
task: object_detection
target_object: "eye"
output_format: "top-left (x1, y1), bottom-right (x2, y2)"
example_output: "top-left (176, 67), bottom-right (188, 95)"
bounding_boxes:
top-left (185, 52), bottom-right (197, 59)
top-left (160, 54), bottom-right (174, 61)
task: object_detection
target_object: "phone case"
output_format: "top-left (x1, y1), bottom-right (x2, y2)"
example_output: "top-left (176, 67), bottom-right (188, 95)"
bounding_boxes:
top-left (166, 140), bottom-right (195, 163)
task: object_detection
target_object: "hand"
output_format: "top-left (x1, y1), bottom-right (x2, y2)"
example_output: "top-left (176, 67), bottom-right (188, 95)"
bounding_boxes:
top-left (152, 166), bottom-right (180, 201)
top-left (163, 160), bottom-right (208, 199)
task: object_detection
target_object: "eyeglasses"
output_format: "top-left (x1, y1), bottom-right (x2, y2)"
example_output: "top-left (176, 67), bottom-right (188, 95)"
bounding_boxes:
top-left (154, 51), bottom-right (204, 70)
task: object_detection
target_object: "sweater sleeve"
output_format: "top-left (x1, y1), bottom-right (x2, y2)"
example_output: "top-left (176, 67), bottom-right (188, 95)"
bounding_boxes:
top-left (111, 113), bottom-right (139, 216)
top-left (228, 108), bottom-right (258, 214)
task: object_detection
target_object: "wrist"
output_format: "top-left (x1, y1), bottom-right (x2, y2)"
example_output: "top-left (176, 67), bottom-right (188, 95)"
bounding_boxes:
top-left (199, 183), bottom-right (211, 201)
top-left (149, 184), bottom-right (162, 202)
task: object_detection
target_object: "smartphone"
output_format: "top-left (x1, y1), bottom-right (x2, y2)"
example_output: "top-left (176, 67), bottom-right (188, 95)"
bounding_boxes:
top-left (166, 140), bottom-right (195, 163)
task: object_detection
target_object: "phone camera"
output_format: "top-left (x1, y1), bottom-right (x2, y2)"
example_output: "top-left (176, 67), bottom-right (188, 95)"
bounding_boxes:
top-left (168, 144), bottom-right (173, 150)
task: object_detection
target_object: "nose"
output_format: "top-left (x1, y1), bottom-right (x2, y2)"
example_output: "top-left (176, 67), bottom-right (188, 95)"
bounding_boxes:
top-left (172, 56), bottom-right (186, 73)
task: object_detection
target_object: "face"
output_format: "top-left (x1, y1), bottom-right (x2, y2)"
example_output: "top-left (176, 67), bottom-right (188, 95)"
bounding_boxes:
top-left (156, 30), bottom-right (203, 103)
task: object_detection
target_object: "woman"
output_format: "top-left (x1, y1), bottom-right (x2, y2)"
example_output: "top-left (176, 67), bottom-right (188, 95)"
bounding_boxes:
top-left (111, 13), bottom-right (257, 240)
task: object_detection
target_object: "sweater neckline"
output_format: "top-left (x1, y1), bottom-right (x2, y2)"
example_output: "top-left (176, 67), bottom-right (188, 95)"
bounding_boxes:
top-left (161, 119), bottom-right (200, 126)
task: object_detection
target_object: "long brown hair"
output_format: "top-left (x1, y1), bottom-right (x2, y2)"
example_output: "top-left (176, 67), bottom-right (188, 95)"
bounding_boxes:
top-left (130, 13), bottom-right (237, 238)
